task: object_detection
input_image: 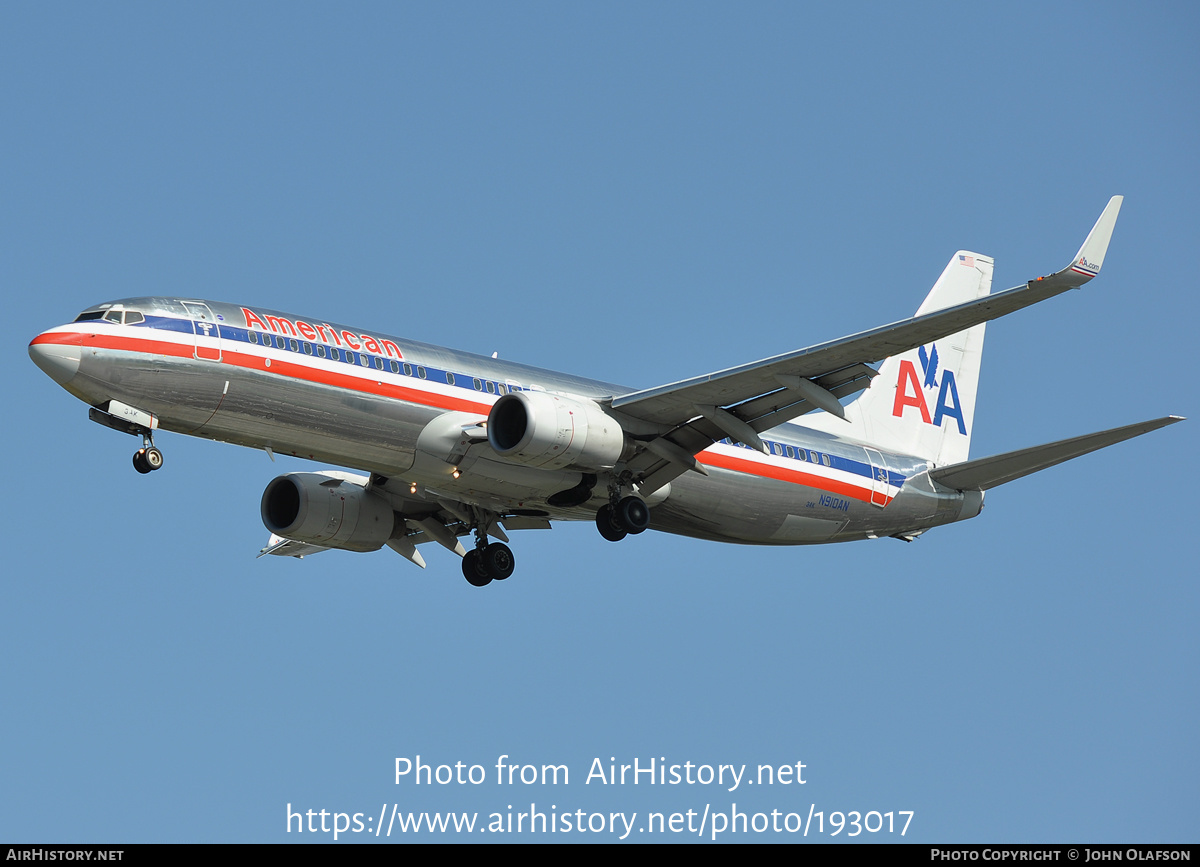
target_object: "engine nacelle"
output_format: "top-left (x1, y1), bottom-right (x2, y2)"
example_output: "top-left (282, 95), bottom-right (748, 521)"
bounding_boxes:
top-left (487, 391), bottom-right (624, 471)
top-left (261, 471), bottom-right (395, 553)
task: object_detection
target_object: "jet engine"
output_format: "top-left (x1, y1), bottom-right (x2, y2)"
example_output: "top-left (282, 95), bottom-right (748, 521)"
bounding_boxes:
top-left (487, 391), bottom-right (625, 471)
top-left (260, 472), bottom-right (395, 552)
top-left (484, 393), bottom-right (624, 473)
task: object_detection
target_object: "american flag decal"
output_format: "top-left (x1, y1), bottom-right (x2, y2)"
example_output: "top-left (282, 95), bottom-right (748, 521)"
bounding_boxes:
top-left (958, 254), bottom-right (974, 267)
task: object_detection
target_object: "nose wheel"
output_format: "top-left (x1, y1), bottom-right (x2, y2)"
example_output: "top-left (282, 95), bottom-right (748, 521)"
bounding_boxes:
top-left (132, 445), bottom-right (164, 474)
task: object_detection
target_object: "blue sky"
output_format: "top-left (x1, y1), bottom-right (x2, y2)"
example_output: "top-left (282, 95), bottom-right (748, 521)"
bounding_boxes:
top-left (3, 3), bottom-right (1196, 843)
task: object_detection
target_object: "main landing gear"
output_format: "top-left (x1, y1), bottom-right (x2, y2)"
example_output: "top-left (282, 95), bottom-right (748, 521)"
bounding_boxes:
top-left (595, 495), bottom-right (650, 542)
top-left (461, 521), bottom-right (515, 587)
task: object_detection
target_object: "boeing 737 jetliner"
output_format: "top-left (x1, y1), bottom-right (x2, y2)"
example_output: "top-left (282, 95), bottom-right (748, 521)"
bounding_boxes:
top-left (29, 197), bottom-right (1182, 585)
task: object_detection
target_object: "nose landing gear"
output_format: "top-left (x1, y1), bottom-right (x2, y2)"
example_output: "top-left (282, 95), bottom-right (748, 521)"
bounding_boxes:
top-left (87, 403), bottom-right (164, 475)
top-left (132, 432), bottom-right (164, 474)
top-left (132, 446), bottom-right (164, 474)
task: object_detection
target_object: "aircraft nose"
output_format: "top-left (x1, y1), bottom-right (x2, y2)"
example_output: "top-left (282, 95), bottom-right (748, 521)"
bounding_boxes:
top-left (29, 332), bottom-right (83, 386)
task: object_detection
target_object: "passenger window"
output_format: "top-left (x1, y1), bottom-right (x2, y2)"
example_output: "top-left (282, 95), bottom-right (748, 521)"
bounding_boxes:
top-left (810, 451), bottom-right (820, 463)
top-left (473, 378), bottom-right (482, 391)
top-left (417, 366), bottom-right (427, 379)
top-left (390, 360), bottom-right (399, 373)
top-left (486, 381), bottom-right (495, 394)
top-left (374, 357), bottom-right (384, 370)
top-left (330, 348), bottom-right (340, 361)
top-left (359, 354), bottom-right (370, 367)
top-left (304, 343), bottom-right (312, 355)
top-left (403, 363), bottom-right (412, 376)
top-left (446, 372), bottom-right (456, 386)
top-left (497, 383), bottom-right (507, 395)
top-left (248, 332), bottom-right (258, 344)
top-left (316, 345), bottom-right (326, 358)
top-left (785, 445), bottom-right (794, 459)
top-left (773, 443), bottom-right (783, 456)
top-left (289, 339), bottom-right (299, 351)
top-left (821, 454), bottom-right (830, 466)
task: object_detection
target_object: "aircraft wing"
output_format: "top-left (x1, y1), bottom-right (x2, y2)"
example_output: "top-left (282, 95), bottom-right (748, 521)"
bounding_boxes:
top-left (614, 196), bottom-right (1122, 429)
top-left (928, 416), bottom-right (1184, 492)
top-left (608, 197), bottom-right (1123, 493)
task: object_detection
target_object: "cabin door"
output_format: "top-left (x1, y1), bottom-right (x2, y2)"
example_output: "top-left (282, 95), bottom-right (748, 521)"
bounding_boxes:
top-left (182, 301), bottom-right (223, 361)
top-left (864, 447), bottom-right (890, 507)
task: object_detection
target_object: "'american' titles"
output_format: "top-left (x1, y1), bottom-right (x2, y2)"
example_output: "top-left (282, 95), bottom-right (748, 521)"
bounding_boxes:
top-left (241, 308), bottom-right (403, 359)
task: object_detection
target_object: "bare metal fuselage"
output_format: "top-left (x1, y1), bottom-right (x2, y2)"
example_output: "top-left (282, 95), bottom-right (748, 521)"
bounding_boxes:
top-left (31, 296), bottom-right (979, 547)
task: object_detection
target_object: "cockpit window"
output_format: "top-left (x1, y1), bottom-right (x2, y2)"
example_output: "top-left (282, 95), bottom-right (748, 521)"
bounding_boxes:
top-left (78, 308), bottom-right (145, 325)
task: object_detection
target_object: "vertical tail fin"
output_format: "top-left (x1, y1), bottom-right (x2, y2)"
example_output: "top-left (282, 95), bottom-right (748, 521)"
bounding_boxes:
top-left (811, 252), bottom-right (993, 465)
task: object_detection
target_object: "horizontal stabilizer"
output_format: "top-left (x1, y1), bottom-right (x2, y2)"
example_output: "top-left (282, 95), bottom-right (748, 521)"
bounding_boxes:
top-left (929, 415), bottom-right (1183, 491)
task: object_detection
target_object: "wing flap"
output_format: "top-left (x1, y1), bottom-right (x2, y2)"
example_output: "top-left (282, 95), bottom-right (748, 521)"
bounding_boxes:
top-left (928, 415), bottom-right (1182, 491)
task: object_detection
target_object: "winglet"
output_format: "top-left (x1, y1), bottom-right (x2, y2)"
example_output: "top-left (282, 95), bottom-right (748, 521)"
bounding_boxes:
top-left (1029, 196), bottom-right (1122, 291)
top-left (1068, 195), bottom-right (1122, 280)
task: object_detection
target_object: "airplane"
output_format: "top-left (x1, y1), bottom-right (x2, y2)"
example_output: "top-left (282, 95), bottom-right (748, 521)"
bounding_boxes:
top-left (28, 196), bottom-right (1182, 586)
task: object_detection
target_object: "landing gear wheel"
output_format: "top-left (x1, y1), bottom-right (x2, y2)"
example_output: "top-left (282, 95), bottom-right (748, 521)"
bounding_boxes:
top-left (482, 542), bottom-right (515, 581)
top-left (133, 446), bottom-right (163, 474)
top-left (462, 550), bottom-right (492, 587)
top-left (616, 496), bottom-right (650, 534)
top-left (596, 504), bottom-right (628, 542)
